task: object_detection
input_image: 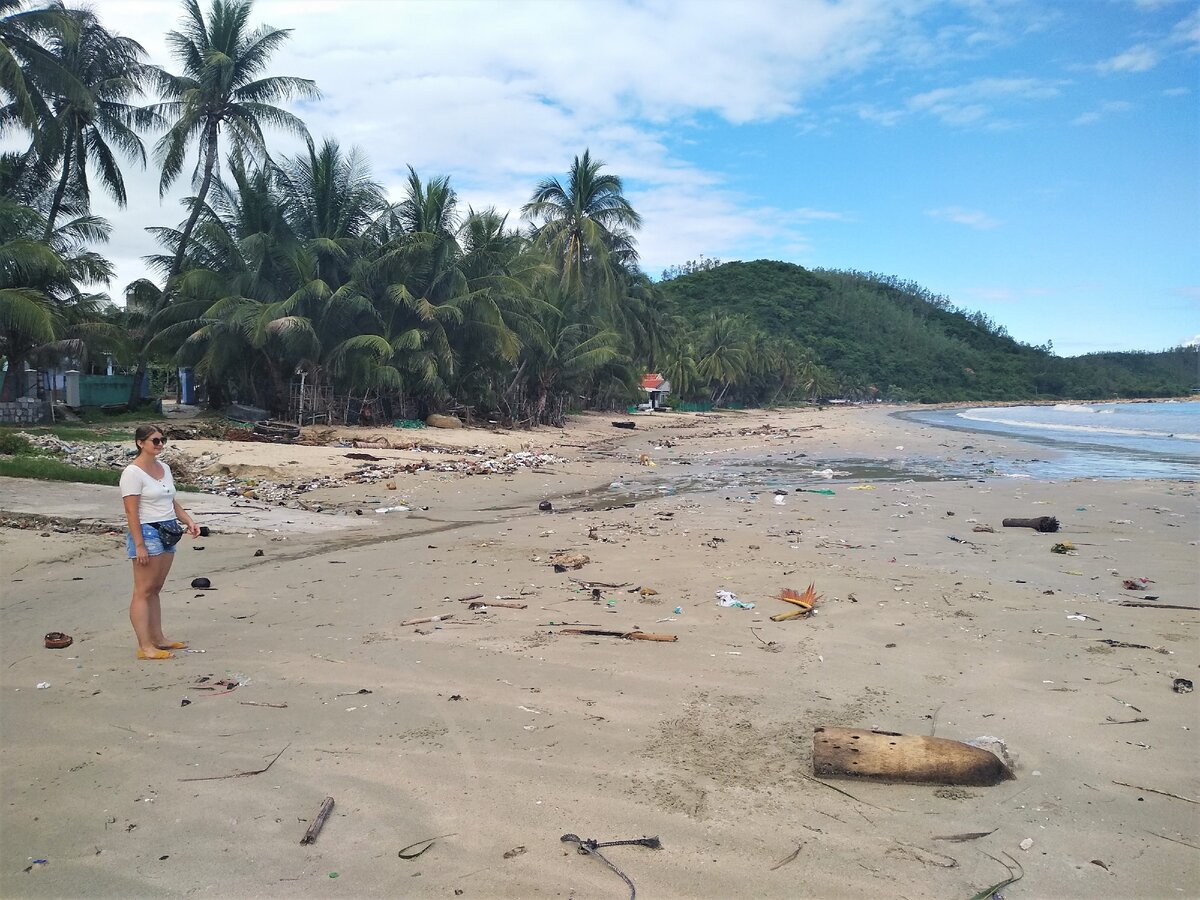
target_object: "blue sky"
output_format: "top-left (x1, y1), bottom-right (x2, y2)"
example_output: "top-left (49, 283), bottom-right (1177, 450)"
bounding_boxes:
top-left (60, 1), bottom-right (1200, 354)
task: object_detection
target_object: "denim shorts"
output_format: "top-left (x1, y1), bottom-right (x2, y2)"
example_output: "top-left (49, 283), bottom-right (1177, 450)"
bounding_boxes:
top-left (126, 523), bottom-right (177, 559)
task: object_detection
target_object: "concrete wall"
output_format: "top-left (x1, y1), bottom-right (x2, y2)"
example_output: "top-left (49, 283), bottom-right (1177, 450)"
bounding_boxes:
top-left (0, 398), bottom-right (49, 424)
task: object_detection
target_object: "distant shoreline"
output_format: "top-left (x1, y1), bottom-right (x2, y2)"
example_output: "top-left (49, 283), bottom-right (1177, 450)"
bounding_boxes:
top-left (885, 395), bottom-right (1200, 412)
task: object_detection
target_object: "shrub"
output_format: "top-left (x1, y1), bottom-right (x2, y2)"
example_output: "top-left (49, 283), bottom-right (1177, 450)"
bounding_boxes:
top-left (0, 432), bottom-right (34, 456)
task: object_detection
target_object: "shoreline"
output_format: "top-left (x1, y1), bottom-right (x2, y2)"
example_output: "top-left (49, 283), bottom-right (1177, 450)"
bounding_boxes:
top-left (1, 406), bottom-right (1196, 898)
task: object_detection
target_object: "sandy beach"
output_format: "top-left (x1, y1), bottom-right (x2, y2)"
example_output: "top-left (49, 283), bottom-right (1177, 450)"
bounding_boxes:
top-left (1, 406), bottom-right (1196, 899)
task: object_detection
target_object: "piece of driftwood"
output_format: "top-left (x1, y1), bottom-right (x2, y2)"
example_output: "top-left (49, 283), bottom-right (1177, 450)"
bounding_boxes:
top-left (400, 614), bottom-right (454, 627)
top-left (1112, 781), bottom-right (1198, 804)
top-left (813, 727), bottom-right (1014, 786)
top-left (239, 700), bottom-right (288, 709)
top-left (933, 829), bottom-right (997, 842)
top-left (179, 743), bottom-right (290, 782)
top-left (1119, 601), bottom-right (1199, 611)
top-left (467, 600), bottom-right (527, 609)
top-left (300, 797), bottom-right (335, 844)
top-left (569, 577), bottom-right (630, 589)
top-left (560, 628), bottom-right (677, 642)
top-left (1001, 516), bottom-right (1059, 532)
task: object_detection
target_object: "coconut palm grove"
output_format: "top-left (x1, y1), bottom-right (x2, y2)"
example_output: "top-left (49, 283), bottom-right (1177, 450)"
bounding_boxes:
top-left (3, 0), bottom-right (1195, 424)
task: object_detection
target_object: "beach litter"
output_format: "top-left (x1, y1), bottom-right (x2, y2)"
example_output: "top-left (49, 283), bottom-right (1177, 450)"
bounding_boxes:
top-left (300, 797), bottom-right (335, 845)
top-left (1122, 577), bottom-right (1152, 590)
top-left (968, 852), bottom-right (1024, 900)
top-left (549, 552), bottom-right (590, 571)
top-left (398, 832), bottom-right (457, 860)
top-left (1002, 515), bottom-right (1060, 532)
top-left (1050, 541), bottom-right (1076, 554)
top-left (43, 632), bottom-right (72, 649)
top-left (716, 589), bottom-right (755, 610)
top-left (561, 833), bottom-right (662, 900)
top-left (812, 726), bottom-right (1015, 786)
top-left (190, 577), bottom-right (213, 589)
top-left (1173, 678), bottom-right (1193, 694)
top-left (795, 488), bottom-right (836, 496)
top-left (36, 682), bottom-right (50, 689)
top-left (770, 584), bottom-right (820, 622)
top-left (23, 859), bottom-right (49, 873)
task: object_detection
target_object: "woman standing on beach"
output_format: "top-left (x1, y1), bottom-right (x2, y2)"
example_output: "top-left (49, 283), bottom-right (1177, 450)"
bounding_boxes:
top-left (120, 425), bottom-right (200, 660)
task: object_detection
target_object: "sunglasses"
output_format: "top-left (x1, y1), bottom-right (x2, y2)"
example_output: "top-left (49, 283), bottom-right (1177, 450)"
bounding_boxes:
top-left (149, 437), bottom-right (167, 446)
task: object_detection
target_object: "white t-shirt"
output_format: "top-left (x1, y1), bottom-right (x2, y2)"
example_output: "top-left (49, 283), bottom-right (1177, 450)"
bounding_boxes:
top-left (120, 462), bottom-right (177, 524)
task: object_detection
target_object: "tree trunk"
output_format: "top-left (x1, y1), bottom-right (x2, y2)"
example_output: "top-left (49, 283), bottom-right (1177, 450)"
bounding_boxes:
top-left (168, 123), bottom-right (220, 285)
top-left (265, 358), bottom-right (288, 416)
top-left (533, 383), bottom-right (549, 424)
top-left (129, 122), bottom-right (220, 408)
top-left (1, 351), bottom-right (27, 402)
top-left (43, 149), bottom-right (72, 241)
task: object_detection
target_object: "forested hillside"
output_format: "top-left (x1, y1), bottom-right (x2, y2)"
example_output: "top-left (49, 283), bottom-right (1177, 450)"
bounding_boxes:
top-left (657, 261), bottom-right (1197, 403)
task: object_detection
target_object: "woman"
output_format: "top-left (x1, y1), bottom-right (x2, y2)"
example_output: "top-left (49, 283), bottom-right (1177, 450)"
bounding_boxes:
top-left (120, 425), bottom-right (201, 660)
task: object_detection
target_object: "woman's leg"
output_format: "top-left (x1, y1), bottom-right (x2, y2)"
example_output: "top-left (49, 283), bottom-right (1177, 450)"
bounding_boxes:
top-left (145, 552), bottom-right (181, 648)
top-left (130, 552), bottom-right (175, 657)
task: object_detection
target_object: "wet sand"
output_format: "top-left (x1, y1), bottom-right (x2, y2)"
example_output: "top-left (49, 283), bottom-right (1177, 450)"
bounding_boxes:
top-left (1, 406), bottom-right (1197, 898)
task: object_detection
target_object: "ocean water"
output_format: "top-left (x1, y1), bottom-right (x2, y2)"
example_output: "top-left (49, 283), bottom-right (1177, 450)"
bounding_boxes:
top-left (903, 401), bottom-right (1200, 480)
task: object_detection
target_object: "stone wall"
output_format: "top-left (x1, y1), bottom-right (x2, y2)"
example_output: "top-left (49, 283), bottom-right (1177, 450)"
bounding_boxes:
top-left (0, 398), bottom-right (49, 425)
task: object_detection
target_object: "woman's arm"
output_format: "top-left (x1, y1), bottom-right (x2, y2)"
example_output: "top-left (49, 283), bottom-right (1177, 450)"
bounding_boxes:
top-left (174, 499), bottom-right (200, 537)
top-left (124, 494), bottom-right (149, 565)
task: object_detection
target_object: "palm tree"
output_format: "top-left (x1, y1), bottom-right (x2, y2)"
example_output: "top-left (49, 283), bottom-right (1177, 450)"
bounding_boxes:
top-left (150, 0), bottom-right (318, 285)
top-left (521, 150), bottom-right (641, 308)
top-left (37, 5), bottom-right (159, 237)
top-left (0, 0), bottom-right (78, 136)
top-left (696, 313), bottom-right (749, 405)
top-left (0, 163), bottom-right (113, 400)
top-left (135, 0), bottom-right (318, 404)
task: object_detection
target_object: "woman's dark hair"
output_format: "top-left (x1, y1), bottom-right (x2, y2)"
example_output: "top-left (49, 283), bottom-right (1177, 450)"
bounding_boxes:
top-left (134, 424), bottom-right (164, 449)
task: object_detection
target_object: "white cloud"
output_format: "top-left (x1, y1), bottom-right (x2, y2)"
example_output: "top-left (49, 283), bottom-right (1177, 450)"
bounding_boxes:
top-left (1171, 7), bottom-right (1200, 48)
top-left (926, 207), bottom-right (1001, 229)
top-left (905, 77), bottom-right (1064, 127)
top-left (1096, 44), bottom-right (1160, 74)
top-left (1070, 99), bottom-right (1133, 125)
top-left (29, 0), bottom-right (927, 294)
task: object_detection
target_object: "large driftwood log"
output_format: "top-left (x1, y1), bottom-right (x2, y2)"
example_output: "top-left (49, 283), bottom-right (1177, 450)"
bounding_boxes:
top-left (813, 727), bottom-right (1014, 786)
top-left (1001, 516), bottom-right (1059, 532)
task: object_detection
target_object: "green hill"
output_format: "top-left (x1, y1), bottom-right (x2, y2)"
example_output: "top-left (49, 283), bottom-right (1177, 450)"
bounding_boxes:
top-left (656, 260), bottom-right (1197, 402)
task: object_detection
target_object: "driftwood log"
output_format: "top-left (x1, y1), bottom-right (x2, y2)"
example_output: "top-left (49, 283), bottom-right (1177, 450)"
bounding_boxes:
top-left (560, 628), bottom-right (677, 642)
top-left (1001, 516), bottom-right (1059, 533)
top-left (467, 600), bottom-right (527, 609)
top-left (300, 797), bottom-right (335, 845)
top-left (813, 727), bottom-right (1015, 786)
top-left (400, 614), bottom-right (454, 627)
